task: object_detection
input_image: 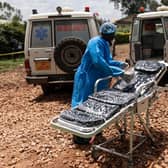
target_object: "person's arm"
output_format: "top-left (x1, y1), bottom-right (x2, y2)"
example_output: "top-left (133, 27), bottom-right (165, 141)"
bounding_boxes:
top-left (88, 40), bottom-right (124, 76)
top-left (109, 65), bottom-right (124, 77)
top-left (108, 53), bottom-right (129, 69)
top-left (109, 59), bottom-right (125, 68)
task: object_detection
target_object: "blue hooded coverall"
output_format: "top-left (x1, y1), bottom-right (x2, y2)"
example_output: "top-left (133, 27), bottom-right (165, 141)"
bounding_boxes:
top-left (71, 36), bottom-right (124, 108)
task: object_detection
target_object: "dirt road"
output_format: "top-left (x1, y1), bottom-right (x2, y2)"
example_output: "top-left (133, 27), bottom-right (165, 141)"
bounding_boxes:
top-left (0, 44), bottom-right (168, 168)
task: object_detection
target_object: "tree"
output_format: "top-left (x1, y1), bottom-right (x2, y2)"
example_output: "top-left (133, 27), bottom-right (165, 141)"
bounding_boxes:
top-left (161, 0), bottom-right (168, 6)
top-left (110, 0), bottom-right (159, 15)
top-left (0, 2), bottom-right (24, 53)
top-left (0, 1), bottom-right (22, 22)
top-left (0, 22), bottom-right (25, 53)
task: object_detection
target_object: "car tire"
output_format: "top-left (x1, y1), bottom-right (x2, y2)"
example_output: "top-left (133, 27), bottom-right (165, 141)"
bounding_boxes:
top-left (55, 38), bottom-right (86, 73)
top-left (73, 135), bottom-right (91, 145)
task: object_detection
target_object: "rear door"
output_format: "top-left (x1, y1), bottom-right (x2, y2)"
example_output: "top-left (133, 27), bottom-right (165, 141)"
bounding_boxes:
top-left (130, 19), bottom-right (141, 64)
top-left (29, 20), bottom-right (56, 75)
top-left (163, 17), bottom-right (168, 62)
top-left (54, 19), bottom-right (90, 73)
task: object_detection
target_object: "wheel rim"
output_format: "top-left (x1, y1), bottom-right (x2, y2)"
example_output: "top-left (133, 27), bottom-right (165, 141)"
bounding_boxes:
top-left (61, 45), bottom-right (82, 68)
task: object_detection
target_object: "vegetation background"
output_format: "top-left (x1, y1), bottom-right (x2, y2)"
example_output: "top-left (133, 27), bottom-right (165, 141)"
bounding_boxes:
top-left (0, 0), bottom-right (168, 70)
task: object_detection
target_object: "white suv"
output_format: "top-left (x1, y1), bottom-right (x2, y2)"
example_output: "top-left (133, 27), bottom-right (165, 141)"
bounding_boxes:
top-left (129, 6), bottom-right (168, 85)
top-left (24, 7), bottom-right (101, 94)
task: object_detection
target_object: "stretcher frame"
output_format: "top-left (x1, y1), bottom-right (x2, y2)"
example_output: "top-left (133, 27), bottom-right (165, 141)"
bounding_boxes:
top-left (91, 64), bottom-right (167, 167)
top-left (51, 62), bottom-right (167, 167)
top-left (91, 80), bottom-right (156, 167)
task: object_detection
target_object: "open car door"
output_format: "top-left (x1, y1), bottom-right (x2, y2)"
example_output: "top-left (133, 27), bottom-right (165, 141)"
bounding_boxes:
top-left (130, 18), bottom-right (142, 65)
top-left (163, 17), bottom-right (168, 62)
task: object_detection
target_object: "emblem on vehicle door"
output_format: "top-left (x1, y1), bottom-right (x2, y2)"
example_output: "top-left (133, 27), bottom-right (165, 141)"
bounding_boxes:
top-left (35, 27), bottom-right (48, 40)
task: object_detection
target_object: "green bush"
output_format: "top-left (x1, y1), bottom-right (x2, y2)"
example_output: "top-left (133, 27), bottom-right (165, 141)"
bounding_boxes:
top-left (116, 25), bottom-right (131, 33)
top-left (0, 21), bottom-right (25, 53)
top-left (115, 32), bottom-right (130, 44)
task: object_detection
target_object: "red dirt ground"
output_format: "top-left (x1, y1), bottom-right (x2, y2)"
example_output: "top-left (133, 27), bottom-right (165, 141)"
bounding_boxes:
top-left (0, 44), bottom-right (168, 168)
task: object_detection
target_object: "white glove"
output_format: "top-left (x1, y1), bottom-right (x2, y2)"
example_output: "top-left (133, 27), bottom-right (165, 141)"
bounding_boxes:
top-left (122, 62), bottom-right (129, 69)
top-left (122, 68), bottom-right (135, 83)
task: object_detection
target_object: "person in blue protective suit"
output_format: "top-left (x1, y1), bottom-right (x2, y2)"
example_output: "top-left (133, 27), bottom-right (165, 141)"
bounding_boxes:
top-left (71, 22), bottom-right (128, 108)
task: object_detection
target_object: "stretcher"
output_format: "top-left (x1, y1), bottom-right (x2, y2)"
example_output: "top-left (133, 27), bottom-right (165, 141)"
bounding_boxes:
top-left (51, 60), bottom-right (167, 166)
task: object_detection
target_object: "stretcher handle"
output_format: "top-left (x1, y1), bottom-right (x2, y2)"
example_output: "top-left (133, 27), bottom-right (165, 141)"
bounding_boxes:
top-left (94, 76), bottom-right (120, 93)
top-left (94, 76), bottom-right (113, 93)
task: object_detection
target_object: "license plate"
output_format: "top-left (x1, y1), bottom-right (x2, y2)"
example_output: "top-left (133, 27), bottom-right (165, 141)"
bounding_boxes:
top-left (35, 61), bottom-right (51, 70)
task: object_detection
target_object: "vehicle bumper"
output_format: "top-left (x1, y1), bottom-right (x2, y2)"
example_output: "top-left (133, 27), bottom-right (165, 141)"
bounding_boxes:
top-left (26, 75), bottom-right (74, 84)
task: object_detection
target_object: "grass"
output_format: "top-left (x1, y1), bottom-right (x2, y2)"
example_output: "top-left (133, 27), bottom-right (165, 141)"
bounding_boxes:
top-left (0, 57), bottom-right (24, 72)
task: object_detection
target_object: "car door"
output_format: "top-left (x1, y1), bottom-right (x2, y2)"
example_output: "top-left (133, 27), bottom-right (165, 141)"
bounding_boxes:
top-left (130, 18), bottom-right (142, 64)
top-left (54, 19), bottom-right (90, 73)
top-left (163, 17), bottom-right (168, 62)
top-left (29, 20), bottom-right (56, 75)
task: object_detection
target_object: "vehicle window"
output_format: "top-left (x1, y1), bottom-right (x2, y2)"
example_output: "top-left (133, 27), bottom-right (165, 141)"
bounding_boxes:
top-left (31, 21), bottom-right (52, 48)
top-left (164, 17), bottom-right (168, 39)
top-left (156, 23), bottom-right (163, 33)
top-left (142, 19), bottom-right (163, 35)
top-left (55, 20), bottom-right (90, 45)
top-left (131, 19), bottom-right (140, 42)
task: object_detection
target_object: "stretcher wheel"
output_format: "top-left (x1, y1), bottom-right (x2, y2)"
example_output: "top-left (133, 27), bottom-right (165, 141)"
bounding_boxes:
top-left (91, 146), bottom-right (101, 161)
top-left (128, 160), bottom-right (134, 168)
top-left (120, 133), bottom-right (126, 142)
top-left (73, 135), bottom-right (91, 145)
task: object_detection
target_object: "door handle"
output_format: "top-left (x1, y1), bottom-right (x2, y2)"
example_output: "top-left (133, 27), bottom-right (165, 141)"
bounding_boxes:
top-left (34, 57), bottom-right (51, 61)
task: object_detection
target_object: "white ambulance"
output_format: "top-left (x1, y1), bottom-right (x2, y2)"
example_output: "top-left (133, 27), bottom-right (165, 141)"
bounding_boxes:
top-left (129, 6), bottom-right (168, 85)
top-left (24, 6), bottom-right (101, 94)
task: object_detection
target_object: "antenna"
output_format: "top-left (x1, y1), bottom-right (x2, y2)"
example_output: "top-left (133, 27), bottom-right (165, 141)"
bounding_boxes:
top-left (32, 9), bottom-right (38, 14)
top-left (56, 6), bottom-right (62, 14)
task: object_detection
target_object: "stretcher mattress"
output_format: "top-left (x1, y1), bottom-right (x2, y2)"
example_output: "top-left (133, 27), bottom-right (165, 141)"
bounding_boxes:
top-left (113, 72), bottom-right (155, 93)
top-left (134, 60), bottom-right (163, 73)
top-left (60, 109), bottom-right (105, 127)
top-left (89, 90), bottom-right (137, 106)
top-left (77, 99), bottom-right (120, 119)
top-left (113, 60), bottom-right (165, 93)
top-left (51, 61), bottom-right (167, 138)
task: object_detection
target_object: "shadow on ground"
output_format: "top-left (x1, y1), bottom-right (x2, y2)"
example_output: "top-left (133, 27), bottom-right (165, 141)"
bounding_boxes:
top-left (32, 86), bottom-right (72, 103)
top-left (75, 128), bottom-right (168, 168)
